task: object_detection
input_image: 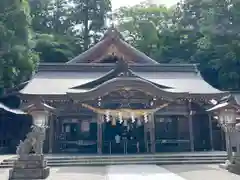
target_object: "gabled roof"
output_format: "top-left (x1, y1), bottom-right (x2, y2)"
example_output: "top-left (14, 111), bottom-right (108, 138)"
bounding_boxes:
top-left (70, 59), bottom-right (170, 90)
top-left (68, 60), bottom-right (186, 101)
top-left (68, 77), bottom-right (187, 101)
top-left (20, 62), bottom-right (227, 99)
top-left (66, 27), bottom-right (158, 64)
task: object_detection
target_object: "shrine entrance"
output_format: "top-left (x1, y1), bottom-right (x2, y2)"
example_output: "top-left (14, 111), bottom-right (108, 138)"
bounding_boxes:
top-left (102, 119), bottom-right (146, 154)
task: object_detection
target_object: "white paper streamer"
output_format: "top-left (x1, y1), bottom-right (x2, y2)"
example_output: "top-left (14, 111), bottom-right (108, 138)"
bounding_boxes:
top-left (131, 112), bottom-right (135, 123)
top-left (106, 110), bottom-right (110, 122)
top-left (144, 113), bottom-right (148, 123)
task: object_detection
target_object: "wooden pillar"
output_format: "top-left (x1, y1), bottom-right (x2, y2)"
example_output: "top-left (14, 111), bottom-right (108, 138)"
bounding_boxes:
top-left (208, 114), bottom-right (214, 151)
top-left (188, 100), bottom-right (194, 152)
top-left (144, 121), bottom-right (149, 153)
top-left (55, 116), bottom-right (61, 153)
top-left (149, 114), bottom-right (156, 153)
top-left (48, 114), bottom-right (54, 153)
top-left (97, 114), bottom-right (103, 154)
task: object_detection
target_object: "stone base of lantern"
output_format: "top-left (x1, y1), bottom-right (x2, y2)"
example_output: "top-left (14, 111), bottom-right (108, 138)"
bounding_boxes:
top-left (227, 154), bottom-right (240, 175)
top-left (8, 154), bottom-right (50, 180)
top-left (219, 160), bottom-right (232, 170)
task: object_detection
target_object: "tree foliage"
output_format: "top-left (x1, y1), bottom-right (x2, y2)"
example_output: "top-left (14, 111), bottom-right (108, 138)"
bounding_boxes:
top-left (29, 0), bottom-right (112, 62)
top-left (114, 1), bottom-right (240, 90)
top-left (0, 0), bottom-right (38, 94)
top-left (1, 0), bottom-right (240, 92)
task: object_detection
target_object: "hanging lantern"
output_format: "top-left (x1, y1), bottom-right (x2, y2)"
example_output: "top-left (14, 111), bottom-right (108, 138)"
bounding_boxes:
top-left (131, 112), bottom-right (135, 123)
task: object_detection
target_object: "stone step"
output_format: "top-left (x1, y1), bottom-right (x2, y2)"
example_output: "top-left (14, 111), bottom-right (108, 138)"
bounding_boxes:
top-left (3, 153), bottom-right (227, 161)
top-left (1, 158), bottom-right (226, 166)
top-left (0, 157), bottom-right (226, 168)
top-left (0, 159), bottom-right (225, 168)
top-left (47, 155), bottom-right (227, 160)
top-left (0, 152), bottom-right (227, 168)
top-left (2, 156), bottom-right (226, 164)
top-left (45, 153), bottom-right (227, 159)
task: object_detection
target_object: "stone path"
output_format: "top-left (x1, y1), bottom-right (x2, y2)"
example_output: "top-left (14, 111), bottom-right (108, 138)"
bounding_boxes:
top-left (163, 164), bottom-right (240, 180)
top-left (106, 165), bottom-right (186, 180)
top-left (1, 164), bottom-right (240, 180)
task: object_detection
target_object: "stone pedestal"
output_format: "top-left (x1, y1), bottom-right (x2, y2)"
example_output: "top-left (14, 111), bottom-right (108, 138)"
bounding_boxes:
top-left (227, 153), bottom-right (240, 175)
top-left (9, 154), bottom-right (50, 180)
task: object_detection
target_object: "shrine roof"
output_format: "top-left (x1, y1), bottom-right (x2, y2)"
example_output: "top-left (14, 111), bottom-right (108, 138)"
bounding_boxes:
top-left (0, 103), bottom-right (26, 114)
top-left (37, 62), bottom-right (198, 72)
top-left (66, 27), bottom-right (158, 64)
top-left (207, 94), bottom-right (240, 112)
top-left (20, 62), bottom-right (226, 98)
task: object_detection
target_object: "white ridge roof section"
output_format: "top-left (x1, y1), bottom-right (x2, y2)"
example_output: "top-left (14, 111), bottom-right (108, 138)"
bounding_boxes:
top-left (21, 72), bottom-right (105, 95)
top-left (135, 72), bottom-right (222, 94)
top-left (21, 69), bottom-right (223, 95)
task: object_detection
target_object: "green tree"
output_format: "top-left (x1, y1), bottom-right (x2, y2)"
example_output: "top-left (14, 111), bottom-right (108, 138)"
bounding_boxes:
top-left (29, 0), bottom-right (81, 62)
top-left (69, 0), bottom-right (112, 50)
top-left (114, 2), bottom-right (172, 61)
top-left (29, 0), bottom-right (111, 62)
top-left (176, 0), bottom-right (240, 90)
top-left (0, 0), bottom-right (38, 93)
top-left (29, 0), bottom-right (72, 34)
top-left (115, 0), bottom-right (240, 90)
top-left (35, 33), bottom-right (77, 63)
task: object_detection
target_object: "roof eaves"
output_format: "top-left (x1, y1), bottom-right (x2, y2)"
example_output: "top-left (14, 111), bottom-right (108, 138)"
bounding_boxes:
top-left (37, 63), bottom-right (199, 73)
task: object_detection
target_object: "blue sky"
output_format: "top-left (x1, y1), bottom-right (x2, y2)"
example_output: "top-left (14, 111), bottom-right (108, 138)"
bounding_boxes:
top-left (112, 0), bottom-right (179, 9)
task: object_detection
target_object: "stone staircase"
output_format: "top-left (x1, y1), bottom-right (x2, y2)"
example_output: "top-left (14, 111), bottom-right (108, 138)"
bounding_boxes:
top-left (0, 152), bottom-right (227, 168)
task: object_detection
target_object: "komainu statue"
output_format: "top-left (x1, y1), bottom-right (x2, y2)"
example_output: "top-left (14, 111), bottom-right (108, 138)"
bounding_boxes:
top-left (16, 125), bottom-right (47, 157)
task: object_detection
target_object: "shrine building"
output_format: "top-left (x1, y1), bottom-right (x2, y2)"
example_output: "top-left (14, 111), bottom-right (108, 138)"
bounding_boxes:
top-left (12, 27), bottom-right (229, 154)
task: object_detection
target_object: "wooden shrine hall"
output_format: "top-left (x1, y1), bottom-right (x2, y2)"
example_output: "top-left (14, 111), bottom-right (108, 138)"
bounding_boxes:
top-left (14, 27), bottom-right (229, 154)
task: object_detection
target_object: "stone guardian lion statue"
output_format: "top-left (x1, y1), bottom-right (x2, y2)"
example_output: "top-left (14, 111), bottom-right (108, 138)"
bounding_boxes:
top-left (16, 125), bottom-right (47, 157)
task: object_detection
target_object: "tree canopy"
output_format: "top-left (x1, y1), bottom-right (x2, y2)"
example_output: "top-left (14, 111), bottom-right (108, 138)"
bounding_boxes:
top-left (0, 0), bottom-right (38, 94)
top-left (1, 0), bottom-right (240, 93)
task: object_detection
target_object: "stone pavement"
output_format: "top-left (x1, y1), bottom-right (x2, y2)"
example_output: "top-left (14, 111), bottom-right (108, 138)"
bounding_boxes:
top-left (0, 155), bottom-right (16, 164)
top-left (0, 164), bottom-right (240, 180)
top-left (162, 164), bottom-right (240, 180)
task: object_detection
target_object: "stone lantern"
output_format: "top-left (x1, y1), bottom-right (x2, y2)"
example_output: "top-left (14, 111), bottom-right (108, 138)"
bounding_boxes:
top-left (218, 108), bottom-right (236, 162)
top-left (31, 110), bottom-right (49, 127)
top-left (9, 100), bottom-right (55, 180)
top-left (208, 101), bottom-right (237, 169)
